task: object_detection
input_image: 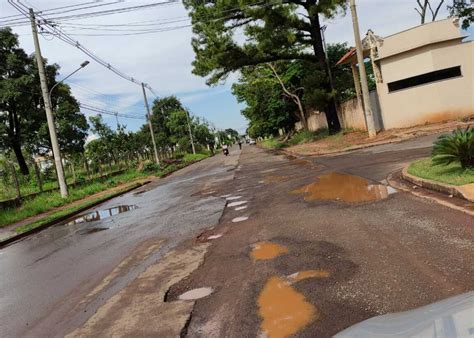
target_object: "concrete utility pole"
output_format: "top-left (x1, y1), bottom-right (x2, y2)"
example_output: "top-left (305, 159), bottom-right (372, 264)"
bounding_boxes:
top-left (349, 0), bottom-right (377, 138)
top-left (29, 8), bottom-right (69, 197)
top-left (141, 83), bottom-right (160, 165)
top-left (185, 110), bottom-right (196, 155)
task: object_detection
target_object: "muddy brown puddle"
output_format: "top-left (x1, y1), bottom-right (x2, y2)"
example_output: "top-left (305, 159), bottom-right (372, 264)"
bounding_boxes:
top-left (258, 270), bottom-right (330, 338)
top-left (61, 205), bottom-right (138, 226)
top-left (293, 172), bottom-right (396, 203)
top-left (251, 242), bottom-right (289, 261)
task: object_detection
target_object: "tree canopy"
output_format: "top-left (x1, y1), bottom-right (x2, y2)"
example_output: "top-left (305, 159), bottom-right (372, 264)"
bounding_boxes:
top-left (0, 27), bottom-right (88, 175)
top-left (183, 0), bottom-right (348, 133)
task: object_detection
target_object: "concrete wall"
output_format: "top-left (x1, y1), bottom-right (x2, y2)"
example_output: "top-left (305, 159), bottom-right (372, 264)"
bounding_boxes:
top-left (377, 39), bottom-right (473, 129)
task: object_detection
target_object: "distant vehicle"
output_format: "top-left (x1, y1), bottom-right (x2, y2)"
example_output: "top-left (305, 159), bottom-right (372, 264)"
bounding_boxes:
top-left (249, 139), bottom-right (256, 145)
top-left (335, 291), bottom-right (474, 338)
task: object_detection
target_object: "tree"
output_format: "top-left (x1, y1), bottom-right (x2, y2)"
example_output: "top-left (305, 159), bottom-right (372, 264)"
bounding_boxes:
top-left (183, 0), bottom-right (347, 133)
top-left (415, 0), bottom-right (445, 24)
top-left (0, 27), bottom-right (88, 175)
top-left (449, 0), bottom-right (473, 29)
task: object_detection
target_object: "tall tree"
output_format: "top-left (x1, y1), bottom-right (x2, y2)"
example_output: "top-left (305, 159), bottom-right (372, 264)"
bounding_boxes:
top-left (0, 28), bottom-right (88, 175)
top-left (449, 0), bottom-right (473, 29)
top-left (183, 0), bottom-right (347, 133)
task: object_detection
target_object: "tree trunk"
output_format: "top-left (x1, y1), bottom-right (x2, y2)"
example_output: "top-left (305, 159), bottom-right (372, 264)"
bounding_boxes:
top-left (33, 160), bottom-right (43, 192)
top-left (9, 161), bottom-right (21, 199)
top-left (308, 9), bottom-right (341, 134)
top-left (11, 139), bottom-right (29, 175)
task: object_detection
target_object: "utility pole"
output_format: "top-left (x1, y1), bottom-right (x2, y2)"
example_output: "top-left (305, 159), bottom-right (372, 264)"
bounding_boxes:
top-left (141, 83), bottom-right (160, 165)
top-left (185, 110), bottom-right (196, 154)
top-left (349, 0), bottom-right (377, 138)
top-left (29, 8), bottom-right (68, 197)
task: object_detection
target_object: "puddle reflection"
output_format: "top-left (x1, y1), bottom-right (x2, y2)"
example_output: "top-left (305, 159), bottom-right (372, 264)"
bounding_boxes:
top-left (63, 205), bottom-right (138, 226)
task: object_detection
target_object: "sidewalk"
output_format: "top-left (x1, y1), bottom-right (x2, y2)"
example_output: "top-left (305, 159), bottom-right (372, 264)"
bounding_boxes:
top-left (287, 120), bottom-right (472, 156)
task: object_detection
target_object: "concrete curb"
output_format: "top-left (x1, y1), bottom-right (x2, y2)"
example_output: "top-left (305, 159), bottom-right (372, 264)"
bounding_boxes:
top-left (0, 181), bottom-right (149, 249)
top-left (401, 166), bottom-right (474, 202)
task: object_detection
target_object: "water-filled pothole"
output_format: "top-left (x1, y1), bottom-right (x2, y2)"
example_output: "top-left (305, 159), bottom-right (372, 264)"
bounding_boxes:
top-left (251, 242), bottom-right (289, 261)
top-left (293, 172), bottom-right (396, 203)
top-left (63, 205), bottom-right (138, 226)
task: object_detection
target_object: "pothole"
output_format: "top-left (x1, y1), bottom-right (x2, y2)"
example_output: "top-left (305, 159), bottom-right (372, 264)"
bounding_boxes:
top-left (235, 206), bottom-right (247, 211)
top-left (287, 269), bottom-right (330, 282)
top-left (293, 172), bottom-right (396, 203)
top-left (178, 287), bottom-right (214, 300)
top-left (251, 242), bottom-right (288, 261)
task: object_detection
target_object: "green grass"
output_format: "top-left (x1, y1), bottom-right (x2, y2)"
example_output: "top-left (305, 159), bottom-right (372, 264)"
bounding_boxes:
top-left (408, 158), bottom-right (474, 186)
top-left (14, 188), bottom-right (135, 234)
top-left (0, 170), bottom-right (147, 228)
top-left (183, 152), bottom-right (209, 162)
top-left (1, 153), bottom-right (212, 229)
top-left (260, 138), bottom-right (287, 149)
top-left (287, 129), bottom-right (329, 146)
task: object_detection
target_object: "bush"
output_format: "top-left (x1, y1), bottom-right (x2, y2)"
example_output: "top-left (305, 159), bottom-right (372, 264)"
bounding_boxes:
top-left (142, 162), bottom-right (160, 173)
top-left (287, 129), bottom-right (329, 146)
top-left (432, 127), bottom-right (473, 169)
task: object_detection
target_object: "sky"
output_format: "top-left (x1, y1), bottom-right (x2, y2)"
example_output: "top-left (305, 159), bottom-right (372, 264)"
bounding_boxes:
top-left (1, 0), bottom-right (472, 137)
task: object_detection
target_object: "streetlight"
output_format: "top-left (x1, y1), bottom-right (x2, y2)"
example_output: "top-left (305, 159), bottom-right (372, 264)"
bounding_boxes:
top-left (49, 60), bottom-right (89, 105)
top-left (48, 60), bottom-right (89, 197)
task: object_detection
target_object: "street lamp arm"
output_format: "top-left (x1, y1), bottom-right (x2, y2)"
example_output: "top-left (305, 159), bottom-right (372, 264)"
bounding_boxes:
top-left (49, 61), bottom-right (89, 105)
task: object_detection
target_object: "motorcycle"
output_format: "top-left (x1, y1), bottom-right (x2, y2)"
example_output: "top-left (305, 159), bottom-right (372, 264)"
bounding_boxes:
top-left (223, 148), bottom-right (229, 156)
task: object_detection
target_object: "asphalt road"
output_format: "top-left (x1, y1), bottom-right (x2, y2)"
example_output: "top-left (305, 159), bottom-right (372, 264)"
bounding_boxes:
top-left (1, 135), bottom-right (472, 338)
top-left (168, 137), bottom-right (473, 337)
top-left (0, 151), bottom-right (239, 337)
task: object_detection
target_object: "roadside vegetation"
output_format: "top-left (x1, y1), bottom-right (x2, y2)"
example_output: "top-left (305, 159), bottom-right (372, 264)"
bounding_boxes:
top-left (408, 128), bottom-right (473, 186)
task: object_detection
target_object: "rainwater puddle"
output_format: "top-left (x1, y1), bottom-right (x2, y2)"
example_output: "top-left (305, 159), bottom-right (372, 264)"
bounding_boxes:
top-left (251, 242), bottom-right (288, 261)
top-left (232, 216), bottom-right (248, 223)
top-left (293, 172), bottom-right (396, 203)
top-left (64, 205), bottom-right (138, 226)
top-left (178, 287), bottom-right (213, 300)
top-left (235, 206), bottom-right (248, 211)
top-left (258, 276), bottom-right (317, 338)
top-left (228, 201), bottom-right (247, 207)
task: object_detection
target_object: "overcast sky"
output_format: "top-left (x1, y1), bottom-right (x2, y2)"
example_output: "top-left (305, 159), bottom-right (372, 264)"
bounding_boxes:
top-left (1, 0), bottom-right (471, 136)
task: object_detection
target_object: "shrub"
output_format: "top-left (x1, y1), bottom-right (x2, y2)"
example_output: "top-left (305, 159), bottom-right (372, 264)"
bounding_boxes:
top-left (142, 162), bottom-right (160, 173)
top-left (432, 127), bottom-right (473, 169)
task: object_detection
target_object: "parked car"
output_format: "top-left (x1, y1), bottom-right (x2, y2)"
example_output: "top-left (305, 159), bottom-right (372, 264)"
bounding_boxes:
top-left (249, 139), bottom-right (256, 145)
top-left (335, 291), bottom-right (474, 338)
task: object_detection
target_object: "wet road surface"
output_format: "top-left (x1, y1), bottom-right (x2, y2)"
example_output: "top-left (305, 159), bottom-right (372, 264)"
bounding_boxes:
top-left (0, 151), bottom-right (239, 337)
top-left (166, 136), bottom-right (473, 337)
top-left (1, 134), bottom-right (472, 337)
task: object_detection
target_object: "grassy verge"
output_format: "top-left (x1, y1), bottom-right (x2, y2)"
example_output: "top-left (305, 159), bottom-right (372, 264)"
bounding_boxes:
top-left (260, 129), bottom-right (331, 149)
top-left (14, 187), bottom-right (137, 234)
top-left (408, 158), bottom-right (474, 186)
top-left (261, 138), bottom-right (288, 149)
top-left (0, 170), bottom-right (148, 228)
top-left (1, 153), bottom-right (211, 230)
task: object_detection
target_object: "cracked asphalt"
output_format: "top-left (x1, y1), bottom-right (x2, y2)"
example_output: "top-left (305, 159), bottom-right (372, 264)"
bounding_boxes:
top-left (1, 134), bottom-right (472, 338)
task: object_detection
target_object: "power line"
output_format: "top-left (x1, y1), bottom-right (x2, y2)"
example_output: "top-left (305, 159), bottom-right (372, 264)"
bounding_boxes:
top-left (9, 1), bottom-right (159, 94)
top-left (1, 1), bottom-right (179, 26)
top-left (79, 102), bottom-right (146, 120)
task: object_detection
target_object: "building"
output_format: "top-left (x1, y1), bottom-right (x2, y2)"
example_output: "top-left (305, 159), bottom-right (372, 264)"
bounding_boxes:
top-left (311, 18), bottom-right (473, 132)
